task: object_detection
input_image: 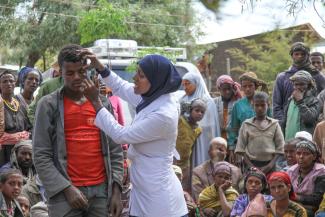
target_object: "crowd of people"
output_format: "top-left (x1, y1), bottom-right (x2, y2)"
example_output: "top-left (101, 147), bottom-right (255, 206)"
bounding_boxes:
top-left (0, 42), bottom-right (324, 217)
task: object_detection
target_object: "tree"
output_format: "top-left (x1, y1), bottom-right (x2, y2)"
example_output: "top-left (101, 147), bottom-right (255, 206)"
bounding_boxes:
top-left (107, 0), bottom-right (203, 47)
top-left (77, 0), bottom-right (128, 45)
top-left (225, 30), bottom-right (316, 83)
top-left (0, 0), bottom-right (81, 67)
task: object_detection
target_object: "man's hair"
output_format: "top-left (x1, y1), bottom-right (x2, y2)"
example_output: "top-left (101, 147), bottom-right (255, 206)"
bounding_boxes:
top-left (0, 169), bottom-right (22, 184)
top-left (311, 52), bottom-right (324, 62)
top-left (58, 44), bottom-right (83, 69)
top-left (253, 91), bottom-right (269, 102)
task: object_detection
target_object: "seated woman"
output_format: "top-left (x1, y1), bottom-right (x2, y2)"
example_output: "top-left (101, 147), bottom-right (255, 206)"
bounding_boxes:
top-left (0, 71), bottom-right (31, 165)
top-left (287, 140), bottom-right (325, 217)
top-left (267, 171), bottom-right (307, 217)
top-left (199, 161), bottom-right (239, 217)
top-left (230, 167), bottom-right (272, 217)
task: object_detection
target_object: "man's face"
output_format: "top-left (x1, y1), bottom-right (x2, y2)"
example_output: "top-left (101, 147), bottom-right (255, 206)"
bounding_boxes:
top-left (311, 56), bottom-right (324, 71)
top-left (269, 180), bottom-right (290, 201)
top-left (209, 143), bottom-right (227, 161)
top-left (0, 174), bottom-right (23, 201)
top-left (219, 83), bottom-right (234, 101)
top-left (253, 99), bottom-right (268, 118)
top-left (241, 80), bottom-right (256, 98)
top-left (284, 144), bottom-right (297, 166)
top-left (61, 61), bottom-right (86, 93)
top-left (292, 51), bottom-right (306, 64)
top-left (16, 146), bottom-right (33, 169)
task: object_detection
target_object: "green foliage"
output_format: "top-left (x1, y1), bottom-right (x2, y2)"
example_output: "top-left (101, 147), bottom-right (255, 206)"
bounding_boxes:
top-left (126, 47), bottom-right (182, 72)
top-left (0, 0), bottom-right (80, 67)
top-left (109, 0), bottom-right (203, 47)
top-left (226, 31), bottom-right (311, 83)
top-left (78, 0), bottom-right (128, 45)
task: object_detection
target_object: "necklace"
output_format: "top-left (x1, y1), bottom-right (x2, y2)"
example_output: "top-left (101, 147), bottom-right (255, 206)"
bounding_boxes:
top-left (3, 98), bottom-right (19, 112)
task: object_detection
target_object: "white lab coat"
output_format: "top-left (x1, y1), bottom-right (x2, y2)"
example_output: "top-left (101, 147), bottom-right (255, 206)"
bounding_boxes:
top-left (96, 71), bottom-right (188, 217)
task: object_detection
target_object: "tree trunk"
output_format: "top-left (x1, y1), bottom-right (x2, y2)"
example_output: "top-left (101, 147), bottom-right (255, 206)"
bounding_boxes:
top-left (26, 51), bottom-right (40, 68)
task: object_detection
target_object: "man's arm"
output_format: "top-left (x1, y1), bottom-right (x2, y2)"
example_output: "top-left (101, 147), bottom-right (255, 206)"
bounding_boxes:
top-left (32, 96), bottom-right (71, 198)
top-left (297, 97), bottom-right (320, 126)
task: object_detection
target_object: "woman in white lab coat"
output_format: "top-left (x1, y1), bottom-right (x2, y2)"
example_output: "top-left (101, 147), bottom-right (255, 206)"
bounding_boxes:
top-left (82, 52), bottom-right (188, 217)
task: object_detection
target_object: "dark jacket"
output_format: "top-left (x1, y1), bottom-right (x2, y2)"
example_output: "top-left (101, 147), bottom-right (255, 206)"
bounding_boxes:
top-left (273, 67), bottom-right (325, 125)
top-left (282, 90), bottom-right (320, 136)
top-left (32, 88), bottom-right (124, 217)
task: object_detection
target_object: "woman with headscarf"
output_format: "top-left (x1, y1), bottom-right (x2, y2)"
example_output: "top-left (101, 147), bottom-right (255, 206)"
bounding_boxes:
top-left (82, 53), bottom-right (188, 217)
top-left (0, 71), bottom-right (31, 165)
top-left (282, 70), bottom-right (320, 140)
top-left (230, 167), bottom-right (272, 217)
top-left (181, 72), bottom-right (221, 167)
top-left (16, 67), bottom-right (43, 108)
top-left (199, 161), bottom-right (239, 217)
top-left (227, 71), bottom-right (271, 164)
top-left (266, 171), bottom-right (307, 217)
top-left (214, 75), bottom-right (242, 141)
top-left (287, 140), bottom-right (325, 216)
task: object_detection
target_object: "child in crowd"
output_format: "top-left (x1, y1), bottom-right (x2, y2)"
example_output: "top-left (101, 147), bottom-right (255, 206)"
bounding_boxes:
top-left (0, 169), bottom-right (24, 217)
top-left (17, 196), bottom-right (30, 217)
top-left (227, 71), bottom-right (270, 164)
top-left (175, 98), bottom-right (206, 192)
top-left (281, 138), bottom-right (300, 171)
top-left (283, 70), bottom-right (320, 140)
top-left (235, 92), bottom-right (284, 175)
top-left (199, 162), bottom-right (239, 217)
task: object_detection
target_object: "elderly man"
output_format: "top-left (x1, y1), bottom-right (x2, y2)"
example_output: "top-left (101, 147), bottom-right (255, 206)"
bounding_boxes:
top-left (0, 140), bottom-right (35, 183)
top-left (192, 137), bottom-right (241, 201)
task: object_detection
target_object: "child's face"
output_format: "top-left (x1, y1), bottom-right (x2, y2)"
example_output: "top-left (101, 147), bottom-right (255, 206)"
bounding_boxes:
top-left (253, 99), bottom-right (268, 117)
top-left (190, 105), bottom-right (206, 122)
top-left (0, 174), bottom-right (23, 201)
top-left (241, 80), bottom-right (256, 98)
top-left (284, 144), bottom-right (297, 166)
top-left (214, 172), bottom-right (231, 187)
top-left (17, 196), bottom-right (30, 217)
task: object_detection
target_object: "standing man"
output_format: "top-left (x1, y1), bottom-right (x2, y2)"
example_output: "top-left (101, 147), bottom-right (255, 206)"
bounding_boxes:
top-left (33, 44), bottom-right (124, 217)
top-left (273, 42), bottom-right (325, 125)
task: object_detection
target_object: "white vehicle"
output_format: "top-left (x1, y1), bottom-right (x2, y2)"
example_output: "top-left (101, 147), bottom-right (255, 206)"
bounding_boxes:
top-left (88, 39), bottom-right (203, 124)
